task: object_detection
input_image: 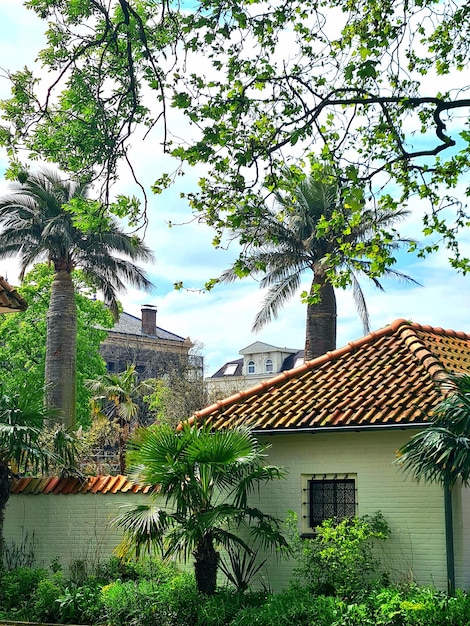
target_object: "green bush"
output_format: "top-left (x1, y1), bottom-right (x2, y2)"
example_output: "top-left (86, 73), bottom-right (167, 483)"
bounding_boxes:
top-left (195, 589), bottom-right (267, 626)
top-left (0, 566), bottom-right (48, 616)
top-left (368, 585), bottom-right (470, 626)
top-left (230, 587), bottom-right (338, 626)
top-left (31, 572), bottom-right (66, 623)
top-left (101, 571), bottom-right (198, 626)
top-left (286, 510), bottom-right (390, 598)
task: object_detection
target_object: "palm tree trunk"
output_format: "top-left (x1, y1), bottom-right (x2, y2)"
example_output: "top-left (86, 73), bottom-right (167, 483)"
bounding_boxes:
top-left (0, 463), bottom-right (10, 569)
top-left (194, 534), bottom-right (219, 595)
top-left (45, 270), bottom-right (77, 429)
top-left (304, 276), bottom-right (337, 361)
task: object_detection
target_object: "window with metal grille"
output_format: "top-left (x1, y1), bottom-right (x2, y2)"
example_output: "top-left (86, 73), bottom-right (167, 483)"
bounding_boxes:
top-left (308, 477), bottom-right (356, 529)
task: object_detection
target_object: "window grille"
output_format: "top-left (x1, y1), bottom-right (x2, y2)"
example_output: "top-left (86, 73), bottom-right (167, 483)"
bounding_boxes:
top-left (307, 476), bottom-right (356, 529)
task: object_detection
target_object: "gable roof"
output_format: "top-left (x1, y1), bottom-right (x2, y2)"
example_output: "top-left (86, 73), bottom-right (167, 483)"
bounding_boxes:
top-left (0, 277), bottom-right (28, 314)
top-left (109, 311), bottom-right (186, 342)
top-left (240, 341), bottom-right (298, 355)
top-left (195, 319), bottom-right (470, 433)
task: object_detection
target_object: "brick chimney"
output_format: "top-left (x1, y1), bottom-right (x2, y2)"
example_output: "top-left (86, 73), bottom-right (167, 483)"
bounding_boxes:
top-left (141, 305), bottom-right (157, 336)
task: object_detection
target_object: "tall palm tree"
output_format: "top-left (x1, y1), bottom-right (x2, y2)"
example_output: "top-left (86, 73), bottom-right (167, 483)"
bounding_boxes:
top-left (115, 422), bottom-right (288, 595)
top-left (0, 168), bottom-right (154, 428)
top-left (0, 379), bottom-right (76, 566)
top-left (397, 373), bottom-right (470, 594)
top-left (221, 167), bottom-right (418, 360)
top-left (86, 365), bottom-right (155, 474)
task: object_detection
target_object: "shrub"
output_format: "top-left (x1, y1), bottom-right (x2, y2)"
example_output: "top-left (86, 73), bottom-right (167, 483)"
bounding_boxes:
top-left (31, 572), bottom-right (66, 623)
top-left (0, 566), bottom-right (48, 616)
top-left (286, 510), bottom-right (390, 598)
top-left (100, 570), bottom-right (198, 626)
top-left (230, 586), bottom-right (338, 626)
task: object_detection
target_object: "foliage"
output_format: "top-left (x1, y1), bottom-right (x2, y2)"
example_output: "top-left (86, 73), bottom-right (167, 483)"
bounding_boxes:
top-left (101, 570), bottom-right (199, 626)
top-left (397, 373), bottom-right (470, 487)
top-left (86, 364), bottom-right (157, 473)
top-left (286, 510), bottom-right (390, 598)
top-left (2, 557), bottom-right (470, 625)
top-left (2, 0), bottom-right (470, 277)
top-left (0, 566), bottom-right (49, 614)
top-left (219, 543), bottom-right (268, 593)
top-left (115, 422), bottom-right (289, 595)
top-left (0, 264), bottom-right (113, 428)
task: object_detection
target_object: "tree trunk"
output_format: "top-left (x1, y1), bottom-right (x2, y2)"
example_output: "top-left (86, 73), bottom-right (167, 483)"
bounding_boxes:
top-left (304, 276), bottom-right (337, 361)
top-left (0, 463), bottom-right (11, 569)
top-left (45, 270), bottom-right (77, 429)
top-left (193, 534), bottom-right (219, 595)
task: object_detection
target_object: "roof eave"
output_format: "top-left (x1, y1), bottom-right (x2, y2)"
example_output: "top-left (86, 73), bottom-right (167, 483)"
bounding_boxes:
top-left (249, 422), bottom-right (429, 435)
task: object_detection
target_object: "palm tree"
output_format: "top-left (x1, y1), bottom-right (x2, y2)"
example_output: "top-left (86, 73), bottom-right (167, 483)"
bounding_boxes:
top-left (115, 422), bottom-right (289, 595)
top-left (221, 166), bottom-right (418, 360)
top-left (0, 168), bottom-right (155, 428)
top-left (397, 373), bottom-right (470, 593)
top-left (86, 365), bottom-right (155, 474)
top-left (0, 379), bottom-right (76, 566)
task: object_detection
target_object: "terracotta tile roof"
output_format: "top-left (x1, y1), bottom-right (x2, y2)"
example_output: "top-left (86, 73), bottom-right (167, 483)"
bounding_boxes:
top-left (0, 276), bottom-right (28, 314)
top-left (194, 319), bottom-right (470, 433)
top-left (10, 475), bottom-right (153, 495)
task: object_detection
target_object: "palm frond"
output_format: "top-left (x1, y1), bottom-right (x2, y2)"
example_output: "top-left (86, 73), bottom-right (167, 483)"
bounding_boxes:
top-left (253, 272), bottom-right (302, 331)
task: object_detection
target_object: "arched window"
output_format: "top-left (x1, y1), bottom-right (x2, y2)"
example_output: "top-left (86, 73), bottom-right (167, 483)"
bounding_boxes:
top-left (247, 360), bottom-right (255, 374)
top-left (265, 358), bottom-right (274, 373)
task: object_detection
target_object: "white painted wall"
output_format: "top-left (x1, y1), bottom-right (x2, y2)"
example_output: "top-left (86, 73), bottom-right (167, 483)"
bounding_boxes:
top-left (4, 428), bottom-right (468, 592)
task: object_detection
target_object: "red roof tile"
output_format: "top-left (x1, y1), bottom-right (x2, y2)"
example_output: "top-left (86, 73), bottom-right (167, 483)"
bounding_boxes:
top-left (10, 475), bottom-right (150, 495)
top-left (195, 319), bottom-right (470, 432)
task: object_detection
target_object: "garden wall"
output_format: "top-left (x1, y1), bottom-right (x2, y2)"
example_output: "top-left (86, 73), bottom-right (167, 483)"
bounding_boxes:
top-left (4, 477), bottom-right (154, 572)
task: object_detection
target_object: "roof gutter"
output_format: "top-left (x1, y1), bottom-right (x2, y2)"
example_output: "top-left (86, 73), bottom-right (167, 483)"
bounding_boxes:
top-left (250, 422), bottom-right (429, 435)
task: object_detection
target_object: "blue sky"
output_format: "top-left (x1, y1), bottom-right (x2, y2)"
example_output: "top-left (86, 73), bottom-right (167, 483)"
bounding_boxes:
top-left (0, 1), bottom-right (469, 376)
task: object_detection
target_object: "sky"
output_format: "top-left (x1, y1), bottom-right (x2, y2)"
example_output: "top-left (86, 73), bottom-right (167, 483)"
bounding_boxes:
top-left (0, 2), bottom-right (469, 377)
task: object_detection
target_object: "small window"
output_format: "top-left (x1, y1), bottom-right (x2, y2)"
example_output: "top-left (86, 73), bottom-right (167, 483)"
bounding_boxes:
top-left (224, 363), bottom-right (238, 376)
top-left (265, 358), bottom-right (274, 373)
top-left (136, 364), bottom-right (146, 375)
top-left (106, 361), bottom-right (117, 372)
top-left (247, 360), bottom-right (255, 374)
top-left (304, 475), bottom-right (356, 531)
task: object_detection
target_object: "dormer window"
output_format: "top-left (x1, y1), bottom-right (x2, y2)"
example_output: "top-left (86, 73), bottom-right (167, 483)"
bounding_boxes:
top-left (265, 358), bottom-right (273, 373)
top-left (247, 360), bottom-right (255, 374)
top-left (224, 363), bottom-right (238, 376)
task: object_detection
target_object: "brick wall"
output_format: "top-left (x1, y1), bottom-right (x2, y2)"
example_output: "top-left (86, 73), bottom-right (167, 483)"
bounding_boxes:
top-left (4, 428), bottom-right (468, 592)
top-left (254, 429), bottom-right (458, 592)
top-left (4, 490), bottom-right (152, 571)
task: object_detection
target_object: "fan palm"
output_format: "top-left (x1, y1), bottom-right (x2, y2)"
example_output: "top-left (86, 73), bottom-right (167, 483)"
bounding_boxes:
top-left (115, 422), bottom-right (288, 595)
top-left (398, 374), bottom-right (470, 487)
top-left (86, 365), bottom-right (155, 473)
top-left (221, 167), bottom-right (418, 360)
top-left (397, 373), bottom-right (470, 593)
top-left (0, 380), bottom-right (76, 566)
top-left (0, 168), bottom-right (154, 428)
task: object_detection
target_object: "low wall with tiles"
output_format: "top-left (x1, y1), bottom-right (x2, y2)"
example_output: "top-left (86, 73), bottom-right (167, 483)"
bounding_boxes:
top-left (4, 477), bottom-right (154, 572)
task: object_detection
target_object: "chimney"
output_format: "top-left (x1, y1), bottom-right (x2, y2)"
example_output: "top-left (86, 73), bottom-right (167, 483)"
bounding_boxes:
top-left (141, 304), bottom-right (157, 336)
